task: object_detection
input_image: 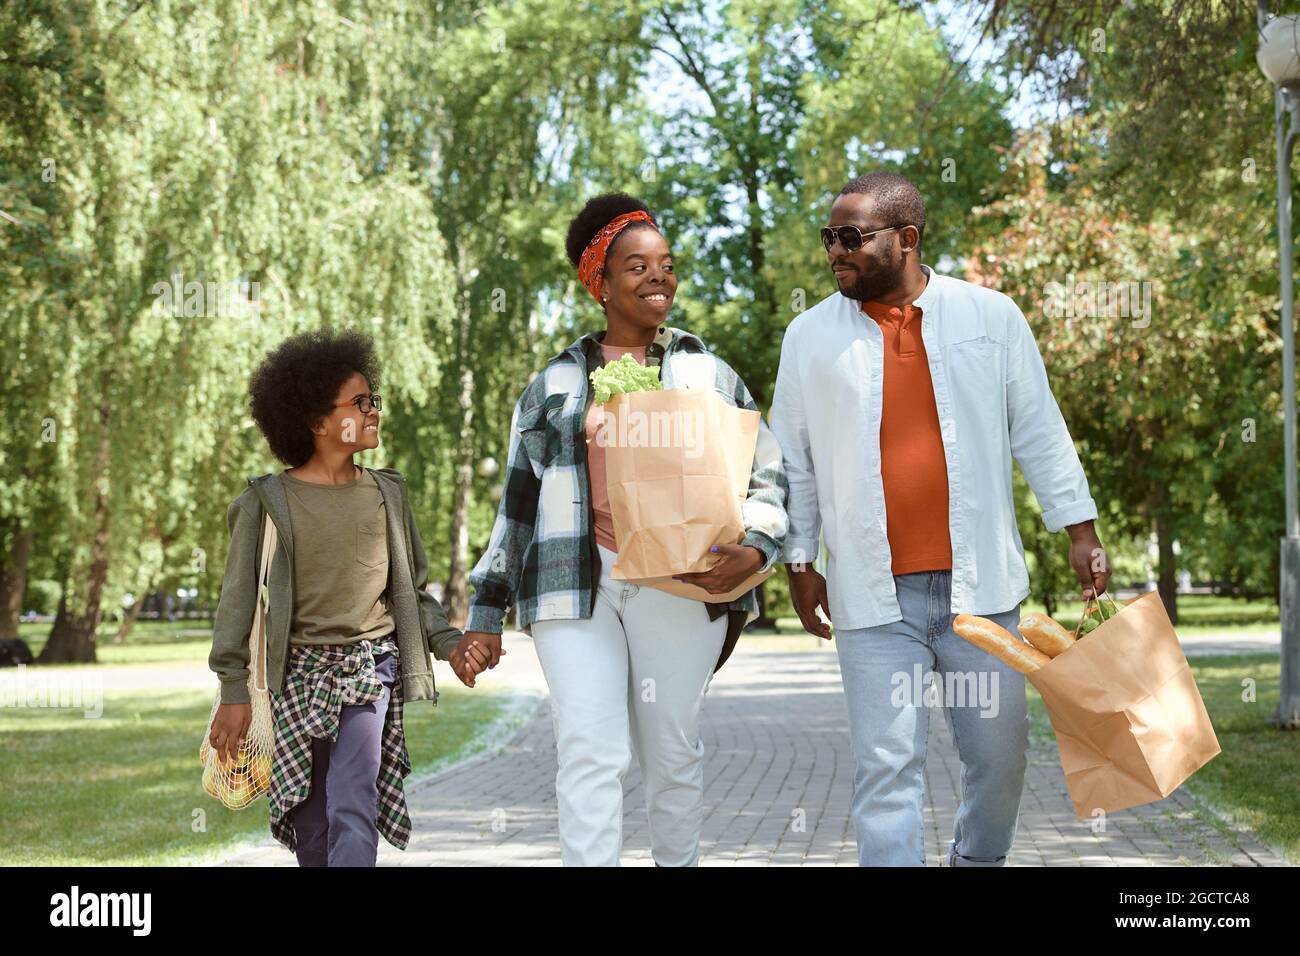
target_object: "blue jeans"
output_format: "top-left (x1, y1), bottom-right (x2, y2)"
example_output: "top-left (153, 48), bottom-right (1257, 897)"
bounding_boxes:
top-left (834, 571), bottom-right (1029, 866)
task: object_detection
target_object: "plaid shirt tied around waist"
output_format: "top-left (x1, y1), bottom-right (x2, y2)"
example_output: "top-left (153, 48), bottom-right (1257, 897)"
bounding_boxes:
top-left (269, 634), bottom-right (412, 852)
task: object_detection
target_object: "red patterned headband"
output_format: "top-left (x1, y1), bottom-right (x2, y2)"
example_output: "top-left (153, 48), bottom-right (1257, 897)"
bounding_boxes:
top-left (577, 210), bottom-right (658, 305)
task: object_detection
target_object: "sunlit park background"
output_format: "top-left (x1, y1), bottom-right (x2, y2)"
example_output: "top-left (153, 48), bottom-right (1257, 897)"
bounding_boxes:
top-left (1, 1), bottom-right (1297, 865)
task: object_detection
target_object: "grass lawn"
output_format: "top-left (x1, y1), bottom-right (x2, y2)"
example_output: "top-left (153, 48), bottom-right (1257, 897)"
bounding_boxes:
top-left (1, 640), bottom-right (518, 865)
top-left (1020, 594), bottom-right (1280, 637)
top-left (18, 619), bottom-right (216, 668)
top-left (1022, 654), bottom-right (1296, 864)
top-left (1159, 654), bottom-right (1298, 864)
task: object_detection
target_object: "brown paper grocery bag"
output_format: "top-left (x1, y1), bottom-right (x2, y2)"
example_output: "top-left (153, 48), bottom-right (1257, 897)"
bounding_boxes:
top-left (1026, 591), bottom-right (1221, 819)
top-left (602, 388), bottom-right (774, 602)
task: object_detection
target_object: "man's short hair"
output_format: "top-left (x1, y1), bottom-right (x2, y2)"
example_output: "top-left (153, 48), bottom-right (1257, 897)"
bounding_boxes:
top-left (839, 172), bottom-right (925, 246)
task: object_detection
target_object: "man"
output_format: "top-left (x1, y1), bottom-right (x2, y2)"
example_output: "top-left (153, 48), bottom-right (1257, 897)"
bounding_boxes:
top-left (768, 171), bottom-right (1109, 867)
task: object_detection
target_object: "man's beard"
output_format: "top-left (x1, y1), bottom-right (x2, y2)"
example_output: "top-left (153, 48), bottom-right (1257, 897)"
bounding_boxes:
top-left (837, 261), bottom-right (903, 302)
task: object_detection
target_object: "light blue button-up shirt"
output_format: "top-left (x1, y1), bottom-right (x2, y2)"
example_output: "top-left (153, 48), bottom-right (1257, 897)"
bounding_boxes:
top-left (768, 265), bottom-right (1098, 630)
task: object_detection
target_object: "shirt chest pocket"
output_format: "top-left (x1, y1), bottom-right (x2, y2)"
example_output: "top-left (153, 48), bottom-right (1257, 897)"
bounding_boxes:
top-left (357, 515), bottom-right (388, 570)
top-left (944, 337), bottom-right (1006, 426)
top-left (945, 336), bottom-right (1004, 376)
top-left (517, 392), bottom-right (570, 470)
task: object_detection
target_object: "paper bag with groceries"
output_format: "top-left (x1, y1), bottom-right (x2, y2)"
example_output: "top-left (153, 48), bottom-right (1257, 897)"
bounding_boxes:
top-left (590, 354), bottom-right (774, 603)
top-left (955, 592), bottom-right (1221, 819)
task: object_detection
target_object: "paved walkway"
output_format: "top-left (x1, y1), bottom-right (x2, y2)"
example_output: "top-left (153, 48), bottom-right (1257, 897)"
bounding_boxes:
top-left (220, 631), bottom-right (1290, 867)
top-left (1178, 630), bottom-right (1280, 657)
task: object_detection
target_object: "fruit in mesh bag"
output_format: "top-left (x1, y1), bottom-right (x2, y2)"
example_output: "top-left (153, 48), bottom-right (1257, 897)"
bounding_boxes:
top-left (225, 776), bottom-right (255, 809)
top-left (249, 754), bottom-right (273, 790)
top-left (202, 759), bottom-right (221, 799)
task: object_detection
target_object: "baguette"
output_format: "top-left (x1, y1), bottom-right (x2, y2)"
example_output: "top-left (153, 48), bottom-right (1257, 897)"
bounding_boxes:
top-left (953, 614), bottom-right (1051, 675)
top-left (1018, 612), bottom-right (1075, 658)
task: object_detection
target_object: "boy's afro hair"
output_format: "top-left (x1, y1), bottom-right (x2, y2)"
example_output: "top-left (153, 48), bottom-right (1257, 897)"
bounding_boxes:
top-left (248, 327), bottom-right (382, 468)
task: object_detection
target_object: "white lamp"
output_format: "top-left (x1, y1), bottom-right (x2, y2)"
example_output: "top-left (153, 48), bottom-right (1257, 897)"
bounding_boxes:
top-left (1259, 13), bottom-right (1300, 87)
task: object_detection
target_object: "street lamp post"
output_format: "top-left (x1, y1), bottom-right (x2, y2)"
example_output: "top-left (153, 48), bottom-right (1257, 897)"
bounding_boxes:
top-left (1257, 3), bottom-right (1300, 729)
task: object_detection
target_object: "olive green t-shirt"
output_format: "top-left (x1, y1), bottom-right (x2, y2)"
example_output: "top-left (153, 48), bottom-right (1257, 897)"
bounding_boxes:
top-left (282, 467), bottom-right (397, 647)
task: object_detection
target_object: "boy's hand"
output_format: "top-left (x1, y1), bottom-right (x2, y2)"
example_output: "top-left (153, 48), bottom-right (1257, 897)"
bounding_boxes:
top-left (450, 632), bottom-right (505, 687)
top-left (210, 703), bottom-right (253, 765)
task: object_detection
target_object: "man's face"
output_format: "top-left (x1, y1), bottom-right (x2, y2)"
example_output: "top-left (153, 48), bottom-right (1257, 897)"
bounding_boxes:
top-left (825, 192), bottom-right (910, 302)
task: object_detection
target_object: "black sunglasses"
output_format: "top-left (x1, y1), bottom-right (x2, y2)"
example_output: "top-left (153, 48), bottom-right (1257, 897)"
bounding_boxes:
top-left (820, 223), bottom-right (908, 253)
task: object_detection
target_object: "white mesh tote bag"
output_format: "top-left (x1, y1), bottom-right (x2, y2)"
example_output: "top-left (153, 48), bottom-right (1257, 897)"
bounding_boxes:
top-left (199, 510), bottom-right (277, 809)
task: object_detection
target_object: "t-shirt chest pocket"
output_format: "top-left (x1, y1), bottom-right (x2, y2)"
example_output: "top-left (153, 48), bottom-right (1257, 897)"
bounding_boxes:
top-left (357, 512), bottom-right (388, 570)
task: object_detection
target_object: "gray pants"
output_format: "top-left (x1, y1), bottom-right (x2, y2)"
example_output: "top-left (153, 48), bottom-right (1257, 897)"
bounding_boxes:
top-left (289, 650), bottom-right (396, 867)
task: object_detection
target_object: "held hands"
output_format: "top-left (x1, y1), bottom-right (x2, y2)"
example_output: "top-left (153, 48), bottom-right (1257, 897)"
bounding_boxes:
top-left (672, 543), bottom-right (764, 594)
top-left (787, 566), bottom-right (833, 640)
top-left (1065, 520), bottom-right (1111, 601)
top-left (449, 631), bottom-right (506, 688)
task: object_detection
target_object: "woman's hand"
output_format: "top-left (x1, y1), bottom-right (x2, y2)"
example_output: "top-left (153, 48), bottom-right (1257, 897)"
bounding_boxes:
top-left (210, 703), bottom-right (253, 766)
top-left (673, 543), bottom-right (764, 595)
top-left (450, 632), bottom-right (505, 688)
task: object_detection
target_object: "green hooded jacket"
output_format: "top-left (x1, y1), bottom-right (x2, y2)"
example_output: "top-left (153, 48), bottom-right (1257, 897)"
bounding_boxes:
top-left (208, 466), bottom-right (463, 706)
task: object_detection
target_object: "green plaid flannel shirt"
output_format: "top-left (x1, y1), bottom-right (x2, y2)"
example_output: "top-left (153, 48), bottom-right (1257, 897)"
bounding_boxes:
top-left (466, 325), bottom-right (788, 635)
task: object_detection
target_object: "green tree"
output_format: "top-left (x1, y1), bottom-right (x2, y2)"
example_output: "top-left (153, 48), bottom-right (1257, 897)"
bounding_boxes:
top-left (967, 131), bottom-right (1282, 622)
top-left (1, 1), bottom-right (458, 660)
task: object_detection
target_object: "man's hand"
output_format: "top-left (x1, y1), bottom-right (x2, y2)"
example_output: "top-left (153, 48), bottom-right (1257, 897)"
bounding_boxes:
top-left (673, 544), bottom-right (764, 594)
top-left (787, 565), bottom-right (833, 640)
top-left (1066, 520), bottom-right (1110, 601)
top-left (450, 631), bottom-right (505, 688)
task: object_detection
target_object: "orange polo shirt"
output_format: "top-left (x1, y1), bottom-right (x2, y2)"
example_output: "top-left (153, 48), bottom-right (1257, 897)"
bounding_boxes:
top-left (862, 300), bottom-right (953, 575)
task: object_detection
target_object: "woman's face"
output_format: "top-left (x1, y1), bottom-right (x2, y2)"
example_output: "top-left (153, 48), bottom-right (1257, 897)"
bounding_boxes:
top-left (312, 371), bottom-right (380, 451)
top-left (601, 226), bottom-right (676, 329)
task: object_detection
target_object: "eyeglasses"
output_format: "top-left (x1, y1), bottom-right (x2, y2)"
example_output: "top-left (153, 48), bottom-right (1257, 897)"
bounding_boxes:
top-left (820, 223), bottom-right (908, 253)
top-left (334, 393), bottom-right (381, 414)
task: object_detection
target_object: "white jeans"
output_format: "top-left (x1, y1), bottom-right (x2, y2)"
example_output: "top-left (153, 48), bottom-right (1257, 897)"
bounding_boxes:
top-left (530, 542), bottom-right (727, 866)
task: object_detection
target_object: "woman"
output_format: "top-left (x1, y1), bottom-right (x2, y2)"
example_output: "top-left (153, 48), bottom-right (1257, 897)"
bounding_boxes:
top-left (207, 328), bottom-right (489, 866)
top-left (458, 193), bottom-right (789, 866)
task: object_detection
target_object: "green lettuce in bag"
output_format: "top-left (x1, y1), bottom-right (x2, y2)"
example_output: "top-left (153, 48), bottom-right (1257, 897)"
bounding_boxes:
top-left (589, 352), bottom-right (663, 404)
